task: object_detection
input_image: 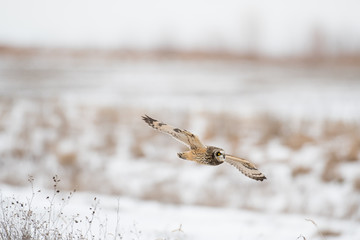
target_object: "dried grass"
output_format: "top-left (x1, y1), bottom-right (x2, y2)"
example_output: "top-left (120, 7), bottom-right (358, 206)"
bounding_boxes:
top-left (353, 178), bottom-right (360, 192)
top-left (345, 134), bottom-right (360, 162)
top-left (282, 132), bottom-right (314, 150)
top-left (94, 107), bottom-right (120, 125)
top-left (321, 151), bottom-right (344, 183)
top-left (130, 143), bottom-right (145, 159)
top-left (1, 98), bottom-right (360, 217)
top-left (321, 120), bottom-right (358, 139)
top-left (292, 166), bottom-right (312, 177)
top-left (255, 114), bottom-right (282, 145)
top-left (319, 229), bottom-right (341, 238)
top-left (57, 152), bottom-right (78, 166)
top-left (0, 176), bottom-right (132, 240)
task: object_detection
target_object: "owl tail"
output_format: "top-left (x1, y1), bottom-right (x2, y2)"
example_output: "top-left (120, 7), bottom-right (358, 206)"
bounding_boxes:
top-left (177, 152), bottom-right (186, 159)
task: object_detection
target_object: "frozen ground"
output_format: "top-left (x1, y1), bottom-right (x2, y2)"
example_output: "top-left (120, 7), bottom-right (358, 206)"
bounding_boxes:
top-left (0, 54), bottom-right (360, 239)
top-left (0, 54), bottom-right (359, 120)
top-left (1, 183), bottom-right (360, 240)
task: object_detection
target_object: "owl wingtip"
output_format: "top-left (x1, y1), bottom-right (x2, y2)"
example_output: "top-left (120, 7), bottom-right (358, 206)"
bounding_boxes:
top-left (256, 175), bottom-right (267, 181)
top-left (141, 114), bottom-right (150, 119)
top-left (142, 114), bottom-right (157, 127)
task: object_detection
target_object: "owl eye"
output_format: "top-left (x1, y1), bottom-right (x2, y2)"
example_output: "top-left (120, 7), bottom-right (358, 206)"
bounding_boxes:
top-left (216, 152), bottom-right (221, 156)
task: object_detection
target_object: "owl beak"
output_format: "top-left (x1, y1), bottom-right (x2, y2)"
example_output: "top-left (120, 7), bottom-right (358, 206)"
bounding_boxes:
top-left (220, 152), bottom-right (226, 161)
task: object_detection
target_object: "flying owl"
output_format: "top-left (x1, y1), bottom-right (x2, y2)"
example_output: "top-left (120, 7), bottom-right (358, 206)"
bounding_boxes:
top-left (142, 115), bottom-right (266, 181)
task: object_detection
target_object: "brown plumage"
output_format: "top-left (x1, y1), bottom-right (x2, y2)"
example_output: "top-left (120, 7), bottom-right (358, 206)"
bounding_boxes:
top-left (142, 115), bottom-right (266, 181)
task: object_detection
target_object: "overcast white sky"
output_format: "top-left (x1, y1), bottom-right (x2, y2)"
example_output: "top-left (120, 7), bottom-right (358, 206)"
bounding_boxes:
top-left (1, 0), bottom-right (360, 56)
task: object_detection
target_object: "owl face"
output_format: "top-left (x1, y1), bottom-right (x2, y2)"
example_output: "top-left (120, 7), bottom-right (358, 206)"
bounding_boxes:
top-left (214, 149), bottom-right (225, 162)
top-left (211, 147), bottom-right (225, 163)
top-left (204, 146), bottom-right (225, 165)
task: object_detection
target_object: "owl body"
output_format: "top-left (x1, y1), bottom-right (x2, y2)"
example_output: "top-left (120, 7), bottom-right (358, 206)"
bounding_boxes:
top-left (178, 146), bottom-right (224, 166)
top-left (142, 115), bottom-right (266, 181)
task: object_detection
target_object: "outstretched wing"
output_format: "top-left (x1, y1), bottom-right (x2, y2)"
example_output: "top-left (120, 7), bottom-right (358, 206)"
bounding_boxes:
top-left (225, 155), bottom-right (266, 181)
top-left (142, 115), bottom-right (206, 150)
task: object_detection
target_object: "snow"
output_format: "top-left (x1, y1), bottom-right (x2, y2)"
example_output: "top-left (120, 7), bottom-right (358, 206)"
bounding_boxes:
top-left (1, 184), bottom-right (359, 240)
top-left (1, 58), bottom-right (359, 120)
top-left (0, 55), bottom-right (360, 239)
top-left (1, 2), bottom-right (360, 238)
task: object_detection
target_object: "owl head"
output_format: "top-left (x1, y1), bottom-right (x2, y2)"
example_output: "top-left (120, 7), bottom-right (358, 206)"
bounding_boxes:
top-left (207, 146), bottom-right (225, 165)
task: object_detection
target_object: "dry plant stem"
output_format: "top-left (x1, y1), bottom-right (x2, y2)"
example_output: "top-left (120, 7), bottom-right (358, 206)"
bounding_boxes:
top-left (114, 199), bottom-right (122, 240)
top-left (305, 218), bottom-right (326, 240)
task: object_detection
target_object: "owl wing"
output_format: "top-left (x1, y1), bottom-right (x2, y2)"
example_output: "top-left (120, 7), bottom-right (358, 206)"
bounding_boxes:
top-left (225, 155), bottom-right (266, 181)
top-left (142, 115), bottom-right (206, 150)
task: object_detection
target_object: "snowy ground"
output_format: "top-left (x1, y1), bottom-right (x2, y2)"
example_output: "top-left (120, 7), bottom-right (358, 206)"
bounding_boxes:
top-left (1, 183), bottom-right (359, 240)
top-left (0, 53), bottom-right (360, 239)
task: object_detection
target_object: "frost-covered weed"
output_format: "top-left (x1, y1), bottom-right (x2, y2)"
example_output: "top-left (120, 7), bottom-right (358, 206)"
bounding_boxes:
top-left (0, 176), bottom-right (123, 240)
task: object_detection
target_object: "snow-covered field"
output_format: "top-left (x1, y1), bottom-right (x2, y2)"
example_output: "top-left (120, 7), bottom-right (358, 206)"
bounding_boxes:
top-left (1, 183), bottom-right (360, 240)
top-left (0, 53), bottom-right (360, 239)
